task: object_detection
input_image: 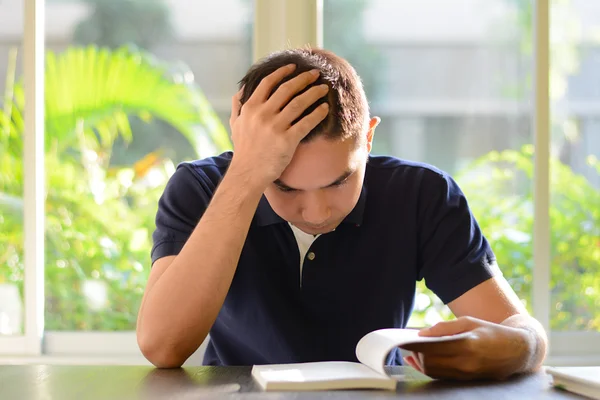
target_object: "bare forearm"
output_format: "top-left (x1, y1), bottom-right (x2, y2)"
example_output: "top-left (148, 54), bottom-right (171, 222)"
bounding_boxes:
top-left (138, 64), bottom-right (329, 367)
top-left (501, 314), bottom-right (548, 373)
top-left (138, 168), bottom-right (264, 364)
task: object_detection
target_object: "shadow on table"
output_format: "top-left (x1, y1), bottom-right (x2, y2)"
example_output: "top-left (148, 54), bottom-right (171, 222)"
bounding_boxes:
top-left (138, 367), bottom-right (244, 399)
top-left (397, 371), bottom-right (557, 398)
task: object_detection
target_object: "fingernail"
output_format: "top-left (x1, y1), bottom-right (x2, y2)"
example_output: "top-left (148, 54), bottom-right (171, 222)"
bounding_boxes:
top-left (310, 69), bottom-right (320, 76)
top-left (320, 103), bottom-right (329, 109)
top-left (287, 64), bottom-right (297, 70)
top-left (319, 84), bottom-right (329, 91)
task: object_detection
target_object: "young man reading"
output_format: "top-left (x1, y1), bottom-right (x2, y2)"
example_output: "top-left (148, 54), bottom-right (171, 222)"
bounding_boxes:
top-left (136, 48), bottom-right (547, 380)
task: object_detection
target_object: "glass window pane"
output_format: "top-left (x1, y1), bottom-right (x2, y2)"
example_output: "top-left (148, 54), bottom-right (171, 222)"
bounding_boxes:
top-left (550, 0), bottom-right (600, 331)
top-left (44, 0), bottom-right (251, 330)
top-left (324, 0), bottom-right (534, 326)
top-left (0, 0), bottom-right (25, 336)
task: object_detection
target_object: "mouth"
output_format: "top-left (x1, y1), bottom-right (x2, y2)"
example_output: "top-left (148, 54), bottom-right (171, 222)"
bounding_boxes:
top-left (299, 222), bottom-right (334, 234)
top-left (308, 223), bottom-right (329, 230)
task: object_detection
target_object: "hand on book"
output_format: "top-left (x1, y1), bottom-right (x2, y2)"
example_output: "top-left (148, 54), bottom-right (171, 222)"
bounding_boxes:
top-left (401, 316), bottom-right (531, 381)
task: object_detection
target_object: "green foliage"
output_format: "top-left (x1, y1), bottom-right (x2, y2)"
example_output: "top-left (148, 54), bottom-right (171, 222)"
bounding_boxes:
top-left (457, 146), bottom-right (600, 331)
top-left (0, 45), bottom-right (231, 330)
top-left (1, 40), bottom-right (598, 332)
top-left (410, 146), bottom-right (600, 331)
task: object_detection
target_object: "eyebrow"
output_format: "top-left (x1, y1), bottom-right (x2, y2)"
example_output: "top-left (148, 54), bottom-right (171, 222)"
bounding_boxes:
top-left (274, 169), bottom-right (355, 191)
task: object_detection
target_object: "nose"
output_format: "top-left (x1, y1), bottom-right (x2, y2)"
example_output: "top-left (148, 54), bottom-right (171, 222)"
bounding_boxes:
top-left (301, 191), bottom-right (331, 226)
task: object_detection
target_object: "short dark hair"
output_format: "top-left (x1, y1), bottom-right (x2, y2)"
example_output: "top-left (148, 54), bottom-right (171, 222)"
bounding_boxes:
top-left (238, 48), bottom-right (369, 143)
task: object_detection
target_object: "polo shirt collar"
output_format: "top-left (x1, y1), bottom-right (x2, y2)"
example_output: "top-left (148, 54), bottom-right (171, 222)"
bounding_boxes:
top-left (255, 185), bottom-right (368, 227)
top-left (255, 195), bottom-right (286, 226)
top-left (343, 184), bottom-right (367, 226)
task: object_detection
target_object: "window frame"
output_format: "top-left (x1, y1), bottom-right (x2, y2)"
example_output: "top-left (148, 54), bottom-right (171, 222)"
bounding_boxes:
top-left (0, 0), bottom-right (45, 356)
top-left (1, 0), bottom-right (599, 364)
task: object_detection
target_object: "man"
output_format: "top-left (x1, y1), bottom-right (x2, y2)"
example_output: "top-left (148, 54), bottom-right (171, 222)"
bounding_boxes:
top-left (136, 48), bottom-right (547, 380)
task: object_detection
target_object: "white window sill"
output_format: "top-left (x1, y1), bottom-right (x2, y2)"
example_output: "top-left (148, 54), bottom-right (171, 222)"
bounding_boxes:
top-left (2, 332), bottom-right (599, 367)
top-left (1, 355), bottom-right (599, 368)
top-left (0, 355), bottom-right (153, 366)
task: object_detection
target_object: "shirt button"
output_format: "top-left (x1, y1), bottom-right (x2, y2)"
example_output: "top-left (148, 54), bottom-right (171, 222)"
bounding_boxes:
top-left (307, 252), bottom-right (316, 261)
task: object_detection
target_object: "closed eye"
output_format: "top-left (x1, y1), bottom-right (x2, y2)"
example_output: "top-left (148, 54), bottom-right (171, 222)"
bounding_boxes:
top-left (273, 170), bottom-right (355, 193)
top-left (329, 178), bottom-right (350, 188)
top-left (275, 184), bottom-right (297, 193)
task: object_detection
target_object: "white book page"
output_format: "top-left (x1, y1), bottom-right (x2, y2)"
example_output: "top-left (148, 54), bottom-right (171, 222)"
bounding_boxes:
top-left (251, 361), bottom-right (397, 390)
top-left (355, 328), bottom-right (474, 376)
top-left (253, 361), bottom-right (387, 382)
top-left (547, 367), bottom-right (600, 389)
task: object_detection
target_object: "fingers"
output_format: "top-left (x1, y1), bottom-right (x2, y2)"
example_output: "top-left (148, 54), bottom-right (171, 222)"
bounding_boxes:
top-left (266, 69), bottom-right (321, 111)
top-left (417, 352), bottom-right (425, 372)
top-left (229, 87), bottom-right (243, 127)
top-left (420, 355), bottom-right (483, 381)
top-left (249, 64), bottom-right (297, 104)
top-left (419, 317), bottom-right (480, 337)
top-left (277, 84), bottom-right (329, 126)
top-left (422, 361), bottom-right (473, 381)
top-left (400, 339), bottom-right (470, 356)
top-left (403, 355), bottom-right (422, 373)
top-left (287, 103), bottom-right (329, 142)
top-left (405, 353), bottom-right (470, 380)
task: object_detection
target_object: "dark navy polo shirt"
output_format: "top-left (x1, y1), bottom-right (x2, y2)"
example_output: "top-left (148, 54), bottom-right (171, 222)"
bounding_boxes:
top-left (150, 151), bottom-right (500, 366)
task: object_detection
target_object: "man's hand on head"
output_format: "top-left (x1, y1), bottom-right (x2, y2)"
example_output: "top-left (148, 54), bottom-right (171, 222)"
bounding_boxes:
top-left (401, 316), bottom-right (543, 381)
top-left (228, 64), bottom-right (330, 190)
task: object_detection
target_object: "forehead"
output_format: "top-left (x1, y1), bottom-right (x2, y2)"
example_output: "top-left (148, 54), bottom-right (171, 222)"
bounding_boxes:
top-left (278, 136), bottom-right (364, 189)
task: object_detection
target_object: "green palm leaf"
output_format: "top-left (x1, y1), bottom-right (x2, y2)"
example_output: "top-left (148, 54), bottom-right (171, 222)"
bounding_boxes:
top-left (11, 45), bottom-right (231, 156)
top-left (0, 44), bottom-right (232, 222)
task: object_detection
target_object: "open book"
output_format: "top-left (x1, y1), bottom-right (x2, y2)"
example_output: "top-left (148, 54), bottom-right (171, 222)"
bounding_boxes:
top-left (546, 366), bottom-right (600, 400)
top-left (251, 328), bottom-right (473, 391)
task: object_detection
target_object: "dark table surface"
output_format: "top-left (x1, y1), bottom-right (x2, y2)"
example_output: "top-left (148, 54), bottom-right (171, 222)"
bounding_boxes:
top-left (0, 364), bottom-right (583, 400)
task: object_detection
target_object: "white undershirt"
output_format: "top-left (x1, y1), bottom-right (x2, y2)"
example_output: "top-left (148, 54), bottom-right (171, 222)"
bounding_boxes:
top-left (288, 223), bottom-right (320, 284)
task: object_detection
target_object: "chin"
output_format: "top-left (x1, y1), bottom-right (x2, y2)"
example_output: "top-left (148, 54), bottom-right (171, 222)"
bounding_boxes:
top-left (297, 222), bottom-right (339, 235)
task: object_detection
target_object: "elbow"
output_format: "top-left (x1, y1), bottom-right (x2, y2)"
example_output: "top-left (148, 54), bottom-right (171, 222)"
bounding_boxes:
top-left (137, 331), bottom-right (189, 369)
top-left (148, 353), bottom-right (185, 369)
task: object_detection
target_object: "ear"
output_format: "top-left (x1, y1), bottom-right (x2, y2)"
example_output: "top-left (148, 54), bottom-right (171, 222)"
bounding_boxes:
top-left (366, 117), bottom-right (380, 153)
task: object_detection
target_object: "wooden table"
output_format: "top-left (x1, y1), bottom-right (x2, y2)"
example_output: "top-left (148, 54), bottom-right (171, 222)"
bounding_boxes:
top-left (0, 365), bottom-right (582, 399)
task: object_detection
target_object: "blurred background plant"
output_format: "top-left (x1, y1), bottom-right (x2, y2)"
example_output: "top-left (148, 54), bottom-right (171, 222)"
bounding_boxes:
top-left (0, 45), bottom-right (230, 329)
top-left (0, 0), bottom-right (598, 333)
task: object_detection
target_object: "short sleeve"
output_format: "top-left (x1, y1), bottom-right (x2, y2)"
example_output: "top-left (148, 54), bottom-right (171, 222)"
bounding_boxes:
top-left (150, 164), bottom-right (214, 265)
top-left (417, 172), bottom-right (501, 304)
